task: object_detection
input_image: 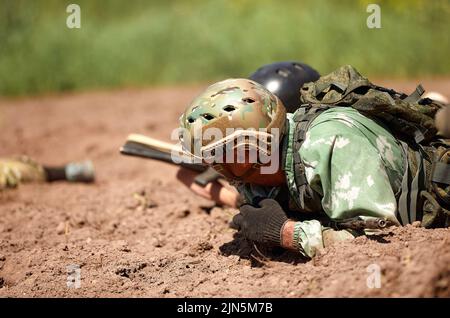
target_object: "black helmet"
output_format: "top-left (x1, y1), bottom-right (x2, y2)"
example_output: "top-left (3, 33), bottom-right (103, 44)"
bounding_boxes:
top-left (249, 61), bottom-right (320, 112)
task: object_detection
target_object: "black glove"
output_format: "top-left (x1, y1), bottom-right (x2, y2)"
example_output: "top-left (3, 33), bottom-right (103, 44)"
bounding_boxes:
top-left (230, 198), bottom-right (289, 246)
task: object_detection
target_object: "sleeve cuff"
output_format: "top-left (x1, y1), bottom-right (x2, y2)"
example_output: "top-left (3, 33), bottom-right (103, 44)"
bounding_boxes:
top-left (293, 220), bottom-right (324, 258)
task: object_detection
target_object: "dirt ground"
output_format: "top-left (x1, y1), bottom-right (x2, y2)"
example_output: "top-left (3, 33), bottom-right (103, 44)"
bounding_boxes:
top-left (0, 79), bottom-right (449, 298)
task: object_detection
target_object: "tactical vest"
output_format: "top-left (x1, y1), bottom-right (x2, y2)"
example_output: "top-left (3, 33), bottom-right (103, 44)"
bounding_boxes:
top-left (287, 65), bottom-right (449, 228)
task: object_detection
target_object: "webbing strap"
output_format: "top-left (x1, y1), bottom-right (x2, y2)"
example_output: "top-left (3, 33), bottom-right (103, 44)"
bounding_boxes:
top-left (373, 84), bottom-right (407, 99)
top-left (398, 142), bottom-right (411, 225)
top-left (432, 162), bottom-right (450, 185)
top-left (414, 129), bottom-right (426, 144)
top-left (409, 149), bottom-right (426, 222)
top-left (212, 163), bottom-right (254, 184)
top-left (404, 84), bottom-right (425, 103)
top-left (291, 105), bottom-right (328, 209)
top-left (280, 119), bottom-right (290, 171)
top-left (397, 142), bottom-right (428, 224)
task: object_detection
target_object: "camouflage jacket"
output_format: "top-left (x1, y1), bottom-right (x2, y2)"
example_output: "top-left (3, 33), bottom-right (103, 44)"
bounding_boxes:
top-left (238, 107), bottom-right (405, 258)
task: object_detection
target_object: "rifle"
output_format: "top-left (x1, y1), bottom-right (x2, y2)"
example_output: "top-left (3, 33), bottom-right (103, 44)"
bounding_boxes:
top-left (327, 217), bottom-right (395, 231)
top-left (120, 134), bottom-right (222, 186)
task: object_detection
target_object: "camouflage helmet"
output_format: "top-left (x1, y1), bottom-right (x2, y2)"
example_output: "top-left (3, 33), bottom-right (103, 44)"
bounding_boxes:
top-left (179, 78), bottom-right (286, 166)
top-left (249, 61), bottom-right (320, 113)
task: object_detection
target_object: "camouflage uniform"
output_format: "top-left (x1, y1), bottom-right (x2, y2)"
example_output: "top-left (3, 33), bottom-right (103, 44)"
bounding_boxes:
top-left (179, 75), bottom-right (448, 258)
top-left (239, 107), bottom-right (405, 258)
top-left (233, 65), bottom-right (449, 257)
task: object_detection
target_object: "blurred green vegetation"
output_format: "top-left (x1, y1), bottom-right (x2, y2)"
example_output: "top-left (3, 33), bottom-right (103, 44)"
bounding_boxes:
top-left (0, 0), bottom-right (449, 96)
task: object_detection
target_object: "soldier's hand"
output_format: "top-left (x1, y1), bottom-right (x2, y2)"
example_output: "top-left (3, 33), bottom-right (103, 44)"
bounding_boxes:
top-left (230, 198), bottom-right (289, 246)
top-left (176, 167), bottom-right (240, 207)
top-left (0, 157), bottom-right (46, 189)
top-left (0, 162), bottom-right (20, 189)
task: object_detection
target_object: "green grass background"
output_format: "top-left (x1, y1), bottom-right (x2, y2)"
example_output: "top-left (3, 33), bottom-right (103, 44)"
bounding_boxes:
top-left (0, 0), bottom-right (449, 96)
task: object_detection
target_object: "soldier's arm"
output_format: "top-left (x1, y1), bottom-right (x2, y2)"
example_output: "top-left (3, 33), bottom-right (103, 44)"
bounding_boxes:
top-left (0, 157), bottom-right (47, 189)
top-left (283, 111), bottom-right (405, 257)
top-left (176, 167), bottom-right (240, 207)
top-left (300, 113), bottom-right (403, 225)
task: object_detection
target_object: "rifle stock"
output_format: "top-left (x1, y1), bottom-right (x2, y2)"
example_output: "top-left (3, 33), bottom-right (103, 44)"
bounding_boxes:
top-left (120, 134), bottom-right (222, 185)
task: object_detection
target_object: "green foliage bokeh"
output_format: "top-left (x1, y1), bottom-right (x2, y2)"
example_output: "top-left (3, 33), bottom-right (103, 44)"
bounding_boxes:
top-left (0, 0), bottom-right (449, 96)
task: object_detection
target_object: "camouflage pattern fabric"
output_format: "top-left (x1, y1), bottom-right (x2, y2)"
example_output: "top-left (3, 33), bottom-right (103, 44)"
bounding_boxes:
top-left (181, 79), bottom-right (278, 129)
top-left (179, 78), bottom-right (285, 151)
top-left (0, 156), bottom-right (46, 189)
top-left (300, 65), bottom-right (442, 143)
top-left (239, 107), bottom-right (405, 258)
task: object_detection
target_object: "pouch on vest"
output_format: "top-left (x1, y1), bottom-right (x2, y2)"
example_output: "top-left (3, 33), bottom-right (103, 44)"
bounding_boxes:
top-left (294, 65), bottom-right (449, 228)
